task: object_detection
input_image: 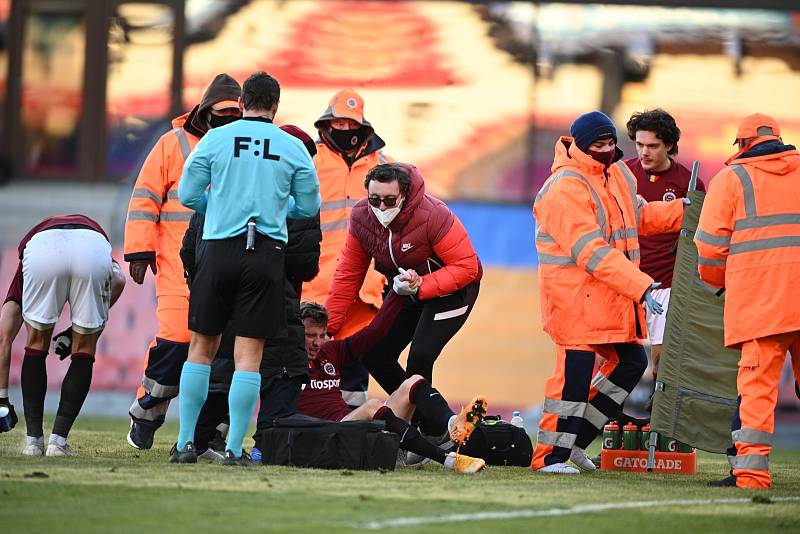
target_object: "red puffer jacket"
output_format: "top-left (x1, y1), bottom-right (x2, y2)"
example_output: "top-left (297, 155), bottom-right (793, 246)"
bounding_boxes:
top-left (325, 163), bottom-right (481, 335)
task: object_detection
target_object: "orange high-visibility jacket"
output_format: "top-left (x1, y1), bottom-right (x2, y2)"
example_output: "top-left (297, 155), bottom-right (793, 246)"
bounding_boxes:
top-left (534, 137), bottom-right (684, 345)
top-left (695, 143), bottom-right (800, 348)
top-left (124, 114), bottom-right (197, 297)
top-left (302, 141), bottom-right (392, 308)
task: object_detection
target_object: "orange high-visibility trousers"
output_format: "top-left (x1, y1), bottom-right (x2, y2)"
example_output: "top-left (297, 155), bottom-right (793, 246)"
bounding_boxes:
top-left (532, 343), bottom-right (647, 469)
top-left (730, 330), bottom-right (800, 489)
top-left (129, 295), bottom-right (190, 425)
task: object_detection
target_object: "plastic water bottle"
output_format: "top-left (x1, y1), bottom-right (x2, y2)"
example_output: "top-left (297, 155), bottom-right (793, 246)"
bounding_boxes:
top-left (510, 411), bottom-right (524, 428)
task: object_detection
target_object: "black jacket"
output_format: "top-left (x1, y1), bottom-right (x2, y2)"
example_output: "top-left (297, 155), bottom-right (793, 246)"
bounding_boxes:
top-left (181, 212), bottom-right (322, 391)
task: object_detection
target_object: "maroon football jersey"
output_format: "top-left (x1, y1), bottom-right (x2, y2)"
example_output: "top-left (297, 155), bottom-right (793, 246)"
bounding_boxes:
top-left (625, 158), bottom-right (705, 288)
top-left (296, 294), bottom-right (404, 421)
top-left (4, 214), bottom-right (108, 305)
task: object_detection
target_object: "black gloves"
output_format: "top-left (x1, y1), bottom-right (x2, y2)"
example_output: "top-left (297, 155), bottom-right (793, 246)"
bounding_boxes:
top-left (53, 327), bottom-right (73, 360)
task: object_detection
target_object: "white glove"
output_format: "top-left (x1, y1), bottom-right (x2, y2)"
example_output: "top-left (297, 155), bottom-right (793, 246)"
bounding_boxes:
top-left (392, 274), bottom-right (418, 296)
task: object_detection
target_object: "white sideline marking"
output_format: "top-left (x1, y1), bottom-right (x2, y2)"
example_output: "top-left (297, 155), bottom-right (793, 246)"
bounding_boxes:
top-left (358, 496), bottom-right (800, 529)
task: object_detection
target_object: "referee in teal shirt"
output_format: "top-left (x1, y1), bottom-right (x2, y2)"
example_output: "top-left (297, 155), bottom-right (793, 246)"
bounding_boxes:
top-left (173, 72), bottom-right (320, 465)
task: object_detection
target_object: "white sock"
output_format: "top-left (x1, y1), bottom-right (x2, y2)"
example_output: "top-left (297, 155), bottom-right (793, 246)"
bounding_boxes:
top-left (0, 388), bottom-right (8, 398)
top-left (447, 415), bottom-right (456, 433)
top-left (444, 452), bottom-right (456, 469)
top-left (48, 434), bottom-right (67, 447)
top-left (26, 435), bottom-right (44, 446)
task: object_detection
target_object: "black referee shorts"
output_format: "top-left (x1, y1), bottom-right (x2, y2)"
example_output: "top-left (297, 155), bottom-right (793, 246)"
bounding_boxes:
top-left (189, 233), bottom-right (287, 339)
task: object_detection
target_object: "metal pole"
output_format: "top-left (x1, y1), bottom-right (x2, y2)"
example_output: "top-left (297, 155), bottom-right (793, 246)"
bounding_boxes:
top-left (647, 430), bottom-right (658, 471)
top-left (688, 161), bottom-right (700, 192)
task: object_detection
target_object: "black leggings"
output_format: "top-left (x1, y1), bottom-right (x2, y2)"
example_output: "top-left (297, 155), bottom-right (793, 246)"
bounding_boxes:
top-left (363, 281), bottom-right (480, 396)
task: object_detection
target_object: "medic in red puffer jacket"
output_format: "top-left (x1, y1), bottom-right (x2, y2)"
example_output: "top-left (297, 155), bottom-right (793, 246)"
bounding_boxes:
top-left (325, 163), bottom-right (482, 335)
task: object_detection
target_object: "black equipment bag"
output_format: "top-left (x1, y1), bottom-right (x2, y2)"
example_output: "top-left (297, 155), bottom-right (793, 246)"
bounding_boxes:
top-left (459, 416), bottom-right (533, 466)
top-left (256, 414), bottom-right (400, 470)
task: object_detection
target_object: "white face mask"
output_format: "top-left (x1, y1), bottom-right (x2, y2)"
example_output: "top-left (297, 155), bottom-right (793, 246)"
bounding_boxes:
top-left (370, 197), bottom-right (403, 228)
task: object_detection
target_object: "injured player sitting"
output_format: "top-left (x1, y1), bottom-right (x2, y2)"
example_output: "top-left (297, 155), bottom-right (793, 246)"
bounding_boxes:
top-left (295, 291), bottom-right (487, 473)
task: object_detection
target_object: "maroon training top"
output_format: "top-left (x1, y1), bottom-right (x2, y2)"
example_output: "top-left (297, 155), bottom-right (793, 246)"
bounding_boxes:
top-left (296, 293), bottom-right (404, 421)
top-left (4, 214), bottom-right (108, 305)
top-left (625, 158), bottom-right (705, 288)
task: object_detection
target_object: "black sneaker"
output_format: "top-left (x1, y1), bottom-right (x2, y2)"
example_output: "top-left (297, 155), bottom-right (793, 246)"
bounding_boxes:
top-left (222, 449), bottom-right (251, 467)
top-left (169, 442), bottom-right (197, 463)
top-left (708, 475), bottom-right (737, 487)
top-left (127, 420), bottom-right (155, 450)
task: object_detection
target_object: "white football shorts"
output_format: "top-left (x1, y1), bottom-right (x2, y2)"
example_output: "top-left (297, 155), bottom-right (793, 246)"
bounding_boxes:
top-left (22, 228), bottom-right (112, 334)
top-left (644, 287), bottom-right (671, 346)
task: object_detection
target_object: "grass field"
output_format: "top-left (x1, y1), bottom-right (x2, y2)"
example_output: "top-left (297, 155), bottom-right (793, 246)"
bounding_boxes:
top-left (2, 418), bottom-right (799, 533)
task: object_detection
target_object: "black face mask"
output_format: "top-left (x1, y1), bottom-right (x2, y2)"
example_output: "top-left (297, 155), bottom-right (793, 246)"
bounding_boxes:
top-left (329, 126), bottom-right (369, 152)
top-left (209, 114), bottom-right (240, 129)
top-left (587, 148), bottom-right (617, 167)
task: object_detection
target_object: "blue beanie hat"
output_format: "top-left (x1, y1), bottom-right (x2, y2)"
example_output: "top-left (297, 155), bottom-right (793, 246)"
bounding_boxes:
top-left (570, 111), bottom-right (617, 153)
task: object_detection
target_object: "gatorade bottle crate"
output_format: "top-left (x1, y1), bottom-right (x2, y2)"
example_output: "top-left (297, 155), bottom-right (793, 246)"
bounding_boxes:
top-left (600, 449), bottom-right (696, 474)
top-left (599, 421), bottom-right (697, 474)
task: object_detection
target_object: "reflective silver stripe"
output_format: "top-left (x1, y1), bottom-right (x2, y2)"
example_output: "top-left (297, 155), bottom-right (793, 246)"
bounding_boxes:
top-left (127, 210), bottom-right (159, 222)
top-left (160, 211), bottom-right (193, 222)
top-left (732, 428), bottom-right (773, 446)
top-left (729, 454), bottom-right (769, 470)
top-left (538, 253), bottom-right (576, 266)
top-left (167, 189), bottom-right (180, 201)
top-left (543, 398), bottom-right (586, 418)
top-left (535, 170), bottom-right (608, 238)
top-left (730, 236), bottom-right (800, 255)
top-left (129, 400), bottom-right (169, 422)
top-left (727, 454), bottom-right (737, 468)
top-left (586, 246), bottom-right (613, 274)
top-left (320, 219), bottom-right (349, 233)
top-left (583, 403), bottom-right (609, 430)
top-left (616, 162), bottom-right (640, 220)
top-left (575, 176), bottom-right (607, 237)
top-left (173, 127), bottom-right (191, 159)
top-left (695, 229), bottom-right (731, 247)
top-left (627, 248), bottom-right (640, 261)
top-left (132, 188), bottom-right (161, 203)
top-left (731, 165), bottom-right (756, 218)
top-left (341, 390), bottom-right (368, 407)
top-left (535, 230), bottom-right (556, 244)
top-left (536, 429), bottom-right (577, 449)
top-left (570, 229), bottom-right (605, 261)
top-left (534, 170), bottom-right (585, 205)
top-left (321, 199), bottom-right (359, 211)
top-left (591, 373), bottom-right (629, 404)
top-left (698, 256), bottom-right (726, 267)
top-left (734, 213), bottom-right (800, 231)
top-left (142, 376), bottom-right (179, 399)
top-left (610, 228), bottom-right (638, 243)
top-left (378, 152), bottom-right (387, 164)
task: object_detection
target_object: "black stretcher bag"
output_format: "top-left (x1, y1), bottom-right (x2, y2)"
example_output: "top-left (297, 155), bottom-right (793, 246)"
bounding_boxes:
top-left (458, 416), bottom-right (533, 466)
top-left (256, 414), bottom-right (400, 470)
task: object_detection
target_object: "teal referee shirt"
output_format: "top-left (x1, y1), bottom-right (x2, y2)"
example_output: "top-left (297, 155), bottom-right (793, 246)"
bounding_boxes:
top-left (179, 117), bottom-right (320, 243)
